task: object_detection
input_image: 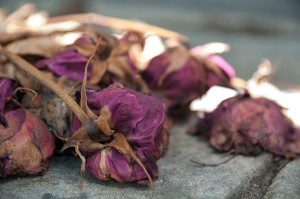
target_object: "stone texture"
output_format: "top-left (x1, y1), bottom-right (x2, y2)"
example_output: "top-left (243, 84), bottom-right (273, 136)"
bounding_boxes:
top-left (0, 119), bottom-right (275, 199)
top-left (264, 159), bottom-right (300, 199)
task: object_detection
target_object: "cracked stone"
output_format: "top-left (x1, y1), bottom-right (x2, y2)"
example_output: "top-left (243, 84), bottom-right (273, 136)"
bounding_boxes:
top-left (264, 158), bottom-right (300, 199)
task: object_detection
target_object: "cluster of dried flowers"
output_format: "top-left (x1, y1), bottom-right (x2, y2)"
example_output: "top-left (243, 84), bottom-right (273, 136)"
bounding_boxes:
top-left (0, 4), bottom-right (299, 185)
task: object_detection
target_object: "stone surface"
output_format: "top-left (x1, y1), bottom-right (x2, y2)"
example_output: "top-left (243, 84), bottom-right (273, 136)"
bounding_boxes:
top-left (0, 119), bottom-right (276, 199)
top-left (264, 159), bottom-right (300, 199)
top-left (1, 1), bottom-right (300, 198)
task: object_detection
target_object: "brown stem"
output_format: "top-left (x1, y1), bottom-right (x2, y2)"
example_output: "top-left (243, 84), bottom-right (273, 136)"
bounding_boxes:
top-left (0, 47), bottom-right (90, 124)
top-left (47, 13), bottom-right (188, 43)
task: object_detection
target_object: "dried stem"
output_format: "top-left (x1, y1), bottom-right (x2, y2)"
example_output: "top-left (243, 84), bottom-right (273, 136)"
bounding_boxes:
top-left (47, 13), bottom-right (188, 43)
top-left (0, 47), bottom-right (90, 124)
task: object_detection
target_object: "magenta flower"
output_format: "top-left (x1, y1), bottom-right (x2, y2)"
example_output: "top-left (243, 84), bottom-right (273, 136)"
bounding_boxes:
top-left (202, 94), bottom-right (299, 156)
top-left (0, 109), bottom-right (55, 177)
top-left (73, 83), bottom-right (169, 183)
top-left (141, 51), bottom-right (206, 108)
top-left (140, 48), bottom-right (235, 109)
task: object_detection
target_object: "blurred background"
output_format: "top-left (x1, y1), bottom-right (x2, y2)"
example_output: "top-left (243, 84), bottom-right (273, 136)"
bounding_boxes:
top-left (2, 0), bottom-right (300, 85)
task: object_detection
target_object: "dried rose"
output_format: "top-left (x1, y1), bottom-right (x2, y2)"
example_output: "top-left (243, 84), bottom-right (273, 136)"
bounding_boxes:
top-left (35, 48), bottom-right (91, 81)
top-left (0, 78), bottom-right (14, 127)
top-left (73, 83), bottom-right (169, 183)
top-left (141, 48), bottom-right (206, 108)
top-left (203, 94), bottom-right (298, 156)
top-left (140, 46), bottom-right (234, 110)
top-left (0, 109), bottom-right (55, 177)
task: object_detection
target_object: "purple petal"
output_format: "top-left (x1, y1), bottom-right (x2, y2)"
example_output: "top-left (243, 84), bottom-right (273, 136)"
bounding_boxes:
top-left (86, 84), bottom-right (167, 159)
top-left (35, 48), bottom-right (91, 81)
top-left (87, 148), bottom-right (158, 182)
top-left (74, 35), bottom-right (94, 45)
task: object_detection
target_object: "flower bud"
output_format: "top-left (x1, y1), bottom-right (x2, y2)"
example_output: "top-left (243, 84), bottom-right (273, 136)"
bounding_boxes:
top-left (0, 109), bottom-right (55, 177)
top-left (141, 49), bottom-right (206, 108)
top-left (80, 83), bottom-right (169, 182)
top-left (205, 94), bottom-right (297, 156)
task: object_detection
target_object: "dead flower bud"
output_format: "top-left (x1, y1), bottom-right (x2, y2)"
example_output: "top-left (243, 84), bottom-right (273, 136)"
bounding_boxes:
top-left (140, 45), bottom-right (235, 111)
top-left (141, 48), bottom-right (206, 108)
top-left (72, 83), bottom-right (170, 183)
top-left (0, 109), bottom-right (55, 177)
top-left (203, 94), bottom-right (300, 157)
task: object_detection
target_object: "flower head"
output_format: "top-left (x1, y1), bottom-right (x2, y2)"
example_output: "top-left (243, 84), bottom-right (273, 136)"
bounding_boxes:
top-left (0, 109), bottom-right (55, 177)
top-left (204, 94), bottom-right (298, 156)
top-left (74, 83), bottom-right (169, 183)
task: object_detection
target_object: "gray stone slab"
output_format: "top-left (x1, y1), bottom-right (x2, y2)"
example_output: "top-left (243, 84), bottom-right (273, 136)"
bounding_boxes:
top-left (0, 120), bottom-right (275, 199)
top-left (264, 158), bottom-right (300, 199)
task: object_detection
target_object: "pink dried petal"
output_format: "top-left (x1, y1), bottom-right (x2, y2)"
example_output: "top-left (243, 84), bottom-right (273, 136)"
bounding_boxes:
top-left (205, 55), bottom-right (235, 79)
top-left (87, 148), bottom-right (158, 182)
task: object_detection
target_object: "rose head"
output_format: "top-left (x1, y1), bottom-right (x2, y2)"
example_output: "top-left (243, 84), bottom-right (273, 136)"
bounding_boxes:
top-left (205, 94), bottom-right (297, 156)
top-left (141, 49), bottom-right (206, 108)
top-left (0, 78), bottom-right (13, 127)
top-left (72, 83), bottom-right (169, 183)
top-left (0, 109), bottom-right (55, 177)
top-left (140, 46), bottom-right (235, 111)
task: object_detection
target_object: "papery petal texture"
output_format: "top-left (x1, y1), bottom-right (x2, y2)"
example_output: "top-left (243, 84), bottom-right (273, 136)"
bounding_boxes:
top-left (0, 109), bottom-right (55, 177)
top-left (141, 51), bottom-right (205, 107)
top-left (36, 48), bottom-right (91, 81)
top-left (205, 95), bottom-right (296, 156)
top-left (84, 84), bottom-right (169, 182)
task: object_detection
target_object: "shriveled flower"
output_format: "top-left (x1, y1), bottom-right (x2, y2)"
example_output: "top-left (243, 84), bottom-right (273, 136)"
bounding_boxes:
top-left (72, 83), bottom-right (169, 183)
top-left (141, 48), bottom-right (206, 108)
top-left (0, 78), bottom-right (13, 127)
top-left (0, 109), bottom-right (55, 177)
top-left (140, 45), bottom-right (235, 110)
top-left (202, 94), bottom-right (299, 157)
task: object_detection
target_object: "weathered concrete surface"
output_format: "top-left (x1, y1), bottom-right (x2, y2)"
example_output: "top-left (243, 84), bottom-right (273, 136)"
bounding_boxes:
top-left (0, 120), bottom-right (276, 199)
top-left (264, 158), bottom-right (300, 199)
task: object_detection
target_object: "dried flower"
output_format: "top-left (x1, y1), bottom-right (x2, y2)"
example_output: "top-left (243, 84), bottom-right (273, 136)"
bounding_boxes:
top-left (0, 109), bottom-right (55, 177)
top-left (203, 94), bottom-right (299, 156)
top-left (140, 45), bottom-right (235, 110)
top-left (73, 83), bottom-right (169, 183)
top-left (141, 48), bottom-right (206, 108)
